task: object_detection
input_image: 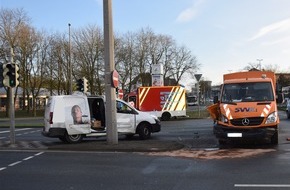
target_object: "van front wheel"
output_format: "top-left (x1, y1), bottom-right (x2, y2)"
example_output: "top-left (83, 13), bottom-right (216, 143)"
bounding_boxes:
top-left (64, 132), bottom-right (83, 143)
top-left (138, 123), bottom-right (151, 140)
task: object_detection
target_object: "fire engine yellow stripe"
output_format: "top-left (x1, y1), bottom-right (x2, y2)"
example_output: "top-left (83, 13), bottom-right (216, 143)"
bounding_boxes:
top-left (174, 87), bottom-right (186, 111)
top-left (162, 87), bottom-right (175, 111)
top-left (170, 87), bottom-right (180, 110)
top-left (139, 87), bottom-right (150, 107)
top-left (167, 87), bottom-right (179, 110)
top-left (162, 86), bottom-right (186, 111)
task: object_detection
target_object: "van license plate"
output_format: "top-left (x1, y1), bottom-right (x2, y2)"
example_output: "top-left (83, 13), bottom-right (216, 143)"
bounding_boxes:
top-left (227, 133), bottom-right (242, 137)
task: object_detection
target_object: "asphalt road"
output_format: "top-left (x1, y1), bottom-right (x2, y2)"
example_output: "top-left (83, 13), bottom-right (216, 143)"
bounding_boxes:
top-left (0, 113), bottom-right (290, 189)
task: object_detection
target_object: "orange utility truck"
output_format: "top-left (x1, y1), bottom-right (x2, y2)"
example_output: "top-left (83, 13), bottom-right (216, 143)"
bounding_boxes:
top-left (207, 71), bottom-right (279, 144)
top-left (127, 86), bottom-right (186, 121)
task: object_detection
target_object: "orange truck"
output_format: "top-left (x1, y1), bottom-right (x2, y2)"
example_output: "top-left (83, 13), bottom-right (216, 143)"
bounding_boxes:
top-left (207, 71), bottom-right (279, 144)
top-left (127, 86), bottom-right (186, 121)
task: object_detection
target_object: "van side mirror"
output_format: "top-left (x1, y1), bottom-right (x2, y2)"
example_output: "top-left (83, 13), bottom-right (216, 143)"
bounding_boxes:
top-left (213, 96), bottom-right (219, 104)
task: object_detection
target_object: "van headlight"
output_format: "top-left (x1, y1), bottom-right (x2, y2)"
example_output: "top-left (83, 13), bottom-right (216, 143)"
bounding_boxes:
top-left (265, 112), bottom-right (278, 124)
top-left (155, 118), bottom-right (160, 125)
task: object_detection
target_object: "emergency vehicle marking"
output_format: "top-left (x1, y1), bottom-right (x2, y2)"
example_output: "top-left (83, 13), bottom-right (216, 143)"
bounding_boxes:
top-left (162, 87), bottom-right (176, 110)
top-left (161, 86), bottom-right (185, 111)
top-left (137, 86), bottom-right (186, 115)
top-left (261, 104), bottom-right (271, 117)
top-left (139, 87), bottom-right (151, 106)
top-left (174, 87), bottom-right (186, 111)
top-left (223, 104), bottom-right (233, 120)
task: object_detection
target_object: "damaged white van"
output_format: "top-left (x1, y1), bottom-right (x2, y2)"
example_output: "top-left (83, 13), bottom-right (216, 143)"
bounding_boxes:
top-left (42, 95), bottom-right (161, 143)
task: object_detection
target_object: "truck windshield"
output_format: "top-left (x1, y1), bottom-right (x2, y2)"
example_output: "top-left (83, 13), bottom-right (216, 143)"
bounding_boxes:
top-left (221, 82), bottom-right (274, 103)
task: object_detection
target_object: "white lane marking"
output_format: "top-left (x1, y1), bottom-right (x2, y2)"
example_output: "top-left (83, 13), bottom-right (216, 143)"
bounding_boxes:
top-left (0, 128), bottom-right (32, 134)
top-left (23, 156), bottom-right (34, 161)
top-left (8, 161), bottom-right (22, 167)
top-left (235, 184), bottom-right (290, 188)
top-left (0, 152), bottom-right (44, 172)
top-left (35, 152), bottom-right (44, 156)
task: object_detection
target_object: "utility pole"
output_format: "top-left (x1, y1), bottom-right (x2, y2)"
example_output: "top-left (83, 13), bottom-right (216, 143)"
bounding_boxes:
top-left (103, 0), bottom-right (118, 144)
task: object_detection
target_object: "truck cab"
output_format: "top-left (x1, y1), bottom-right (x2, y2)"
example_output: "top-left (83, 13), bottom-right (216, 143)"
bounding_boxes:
top-left (208, 71), bottom-right (279, 145)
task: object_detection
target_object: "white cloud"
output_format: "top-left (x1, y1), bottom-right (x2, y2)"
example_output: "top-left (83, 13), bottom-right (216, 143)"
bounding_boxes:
top-left (176, 0), bottom-right (206, 23)
top-left (94, 0), bottom-right (102, 7)
top-left (249, 17), bottom-right (290, 41)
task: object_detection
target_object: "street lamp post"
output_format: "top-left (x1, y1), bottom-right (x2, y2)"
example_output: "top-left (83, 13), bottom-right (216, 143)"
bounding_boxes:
top-left (68, 23), bottom-right (72, 94)
top-left (194, 74), bottom-right (202, 117)
top-left (257, 59), bottom-right (263, 70)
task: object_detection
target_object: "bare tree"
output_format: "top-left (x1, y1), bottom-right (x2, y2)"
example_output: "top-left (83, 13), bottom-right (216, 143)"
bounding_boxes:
top-left (26, 30), bottom-right (50, 116)
top-left (134, 27), bottom-right (152, 86)
top-left (73, 24), bottom-right (104, 95)
top-left (0, 8), bottom-right (30, 115)
top-left (168, 45), bottom-right (199, 85)
top-left (115, 32), bottom-right (139, 92)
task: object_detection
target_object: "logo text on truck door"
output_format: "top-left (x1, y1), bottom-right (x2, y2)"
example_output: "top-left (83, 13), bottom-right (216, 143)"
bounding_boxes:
top-left (235, 107), bottom-right (257, 112)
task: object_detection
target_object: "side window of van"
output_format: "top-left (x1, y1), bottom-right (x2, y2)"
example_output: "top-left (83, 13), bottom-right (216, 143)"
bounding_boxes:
top-left (116, 101), bottom-right (132, 114)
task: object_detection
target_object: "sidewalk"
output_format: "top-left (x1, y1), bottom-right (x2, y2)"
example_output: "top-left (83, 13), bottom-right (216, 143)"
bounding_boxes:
top-left (0, 137), bottom-right (185, 152)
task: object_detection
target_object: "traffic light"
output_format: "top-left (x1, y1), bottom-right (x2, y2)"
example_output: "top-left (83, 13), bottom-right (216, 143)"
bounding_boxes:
top-left (76, 78), bottom-right (84, 92)
top-left (0, 63), bottom-right (3, 87)
top-left (83, 77), bottom-right (88, 93)
top-left (2, 63), bottom-right (19, 88)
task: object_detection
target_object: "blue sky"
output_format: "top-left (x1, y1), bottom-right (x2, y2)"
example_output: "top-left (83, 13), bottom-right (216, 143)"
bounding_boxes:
top-left (1, 0), bottom-right (290, 87)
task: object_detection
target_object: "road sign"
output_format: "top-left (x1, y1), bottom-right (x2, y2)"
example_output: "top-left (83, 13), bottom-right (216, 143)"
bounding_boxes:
top-left (112, 70), bottom-right (119, 88)
top-left (194, 74), bottom-right (202, 82)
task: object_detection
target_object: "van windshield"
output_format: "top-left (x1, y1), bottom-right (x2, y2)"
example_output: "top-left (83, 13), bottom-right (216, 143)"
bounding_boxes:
top-left (221, 82), bottom-right (274, 103)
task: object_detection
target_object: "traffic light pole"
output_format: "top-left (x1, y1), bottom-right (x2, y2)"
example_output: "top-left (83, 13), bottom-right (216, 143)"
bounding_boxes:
top-left (9, 46), bottom-right (15, 144)
top-left (9, 87), bottom-right (15, 144)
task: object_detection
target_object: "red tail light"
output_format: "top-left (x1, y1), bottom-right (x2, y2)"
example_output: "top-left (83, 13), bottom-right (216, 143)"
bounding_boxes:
top-left (49, 112), bottom-right (53, 124)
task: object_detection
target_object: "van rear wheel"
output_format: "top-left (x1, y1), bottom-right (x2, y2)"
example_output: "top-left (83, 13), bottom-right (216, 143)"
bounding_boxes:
top-left (64, 132), bottom-right (83, 143)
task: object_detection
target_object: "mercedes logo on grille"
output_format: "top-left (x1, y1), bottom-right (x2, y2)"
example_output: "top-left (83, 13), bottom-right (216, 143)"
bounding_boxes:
top-left (242, 118), bottom-right (250, 126)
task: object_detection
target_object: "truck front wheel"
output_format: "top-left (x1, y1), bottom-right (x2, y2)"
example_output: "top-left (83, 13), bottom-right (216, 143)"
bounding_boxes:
top-left (138, 123), bottom-right (151, 140)
top-left (64, 132), bottom-right (83, 143)
top-left (271, 131), bottom-right (278, 145)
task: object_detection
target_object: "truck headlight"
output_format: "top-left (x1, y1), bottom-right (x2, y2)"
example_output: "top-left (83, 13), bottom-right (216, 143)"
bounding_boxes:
top-left (265, 112), bottom-right (278, 124)
top-left (221, 114), bottom-right (229, 123)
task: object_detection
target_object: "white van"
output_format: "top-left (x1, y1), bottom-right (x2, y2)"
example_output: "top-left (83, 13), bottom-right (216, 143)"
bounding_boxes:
top-left (42, 95), bottom-right (161, 143)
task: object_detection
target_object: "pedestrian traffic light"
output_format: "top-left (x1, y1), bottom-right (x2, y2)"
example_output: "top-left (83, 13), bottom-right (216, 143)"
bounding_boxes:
top-left (15, 64), bottom-right (20, 87)
top-left (83, 77), bottom-right (89, 93)
top-left (2, 63), bottom-right (19, 88)
top-left (76, 78), bottom-right (84, 92)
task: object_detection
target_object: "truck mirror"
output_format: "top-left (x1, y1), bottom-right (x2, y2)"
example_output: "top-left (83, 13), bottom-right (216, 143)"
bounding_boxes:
top-left (213, 96), bottom-right (219, 104)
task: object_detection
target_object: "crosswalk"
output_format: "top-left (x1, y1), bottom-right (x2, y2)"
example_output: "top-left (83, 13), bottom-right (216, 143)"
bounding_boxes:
top-left (0, 140), bottom-right (47, 149)
top-left (0, 128), bottom-right (48, 150)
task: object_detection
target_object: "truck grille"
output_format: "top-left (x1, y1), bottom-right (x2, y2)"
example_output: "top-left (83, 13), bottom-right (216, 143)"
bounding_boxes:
top-left (230, 117), bottom-right (264, 126)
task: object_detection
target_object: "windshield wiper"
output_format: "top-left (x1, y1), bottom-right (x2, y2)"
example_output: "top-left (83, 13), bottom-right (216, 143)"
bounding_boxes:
top-left (257, 102), bottom-right (271, 105)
